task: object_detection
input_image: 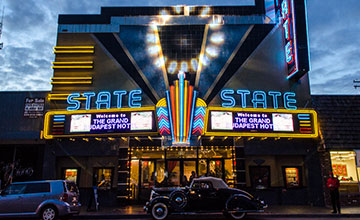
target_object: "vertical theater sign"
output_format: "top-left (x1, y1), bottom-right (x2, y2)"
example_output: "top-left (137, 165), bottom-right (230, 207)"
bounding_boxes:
top-left (43, 0), bottom-right (322, 204)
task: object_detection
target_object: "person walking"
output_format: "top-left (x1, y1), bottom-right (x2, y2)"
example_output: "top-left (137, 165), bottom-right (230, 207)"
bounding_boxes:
top-left (326, 172), bottom-right (341, 214)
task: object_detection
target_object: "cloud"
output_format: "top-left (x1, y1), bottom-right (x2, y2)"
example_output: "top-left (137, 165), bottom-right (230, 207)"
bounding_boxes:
top-left (0, 0), bottom-right (359, 95)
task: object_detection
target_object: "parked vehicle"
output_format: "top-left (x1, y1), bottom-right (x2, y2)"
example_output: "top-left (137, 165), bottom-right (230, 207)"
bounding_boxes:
top-left (144, 177), bottom-right (266, 220)
top-left (0, 180), bottom-right (80, 220)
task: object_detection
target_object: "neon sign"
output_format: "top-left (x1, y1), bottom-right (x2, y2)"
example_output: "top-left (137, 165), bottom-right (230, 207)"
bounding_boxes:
top-left (204, 107), bottom-right (318, 138)
top-left (220, 89), bottom-right (297, 110)
top-left (67, 89), bottom-right (143, 111)
top-left (43, 107), bottom-right (157, 139)
top-left (280, 0), bottom-right (298, 79)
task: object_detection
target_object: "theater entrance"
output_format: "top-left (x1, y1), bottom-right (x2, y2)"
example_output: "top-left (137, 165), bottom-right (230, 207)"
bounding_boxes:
top-left (129, 146), bottom-right (235, 201)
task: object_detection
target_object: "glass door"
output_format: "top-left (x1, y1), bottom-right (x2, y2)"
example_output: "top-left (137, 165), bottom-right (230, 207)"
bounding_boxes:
top-left (183, 160), bottom-right (196, 186)
top-left (139, 160), bottom-right (155, 201)
top-left (166, 160), bottom-right (180, 186)
top-left (209, 159), bottom-right (224, 179)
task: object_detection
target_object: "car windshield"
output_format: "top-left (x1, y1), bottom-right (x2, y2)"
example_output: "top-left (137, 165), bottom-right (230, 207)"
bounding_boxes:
top-left (4, 184), bottom-right (27, 195)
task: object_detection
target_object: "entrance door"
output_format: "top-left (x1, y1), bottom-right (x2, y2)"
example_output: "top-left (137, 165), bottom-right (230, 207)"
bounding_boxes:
top-left (166, 160), bottom-right (180, 186)
top-left (139, 160), bottom-right (155, 201)
top-left (166, 160), bottom-right (196, 186)
top-left (209, 159), bottom-right (224, 179)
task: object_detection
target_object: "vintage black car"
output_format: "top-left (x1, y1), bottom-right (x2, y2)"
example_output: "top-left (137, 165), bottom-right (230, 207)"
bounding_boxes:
top-left (144, 177), bottom-right (266, 220)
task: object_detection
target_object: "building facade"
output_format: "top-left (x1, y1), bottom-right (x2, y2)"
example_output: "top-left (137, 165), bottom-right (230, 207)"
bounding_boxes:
top-left (2, 0), bottom-right (330, 207)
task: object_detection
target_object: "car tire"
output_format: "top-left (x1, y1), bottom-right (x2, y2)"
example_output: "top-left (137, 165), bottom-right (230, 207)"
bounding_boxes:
top-left (151, 202), bottom-right (169, 220)
top-left (41, 205), bottom-right (58, 220)
top-left (169, 190), bottom-right (187, 209)
top-left (224, 210), bottom-right (247, 220)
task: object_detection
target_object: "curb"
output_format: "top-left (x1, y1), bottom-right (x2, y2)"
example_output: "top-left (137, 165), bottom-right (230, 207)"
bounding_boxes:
top-left (72, 213), bottom-right (360, 219)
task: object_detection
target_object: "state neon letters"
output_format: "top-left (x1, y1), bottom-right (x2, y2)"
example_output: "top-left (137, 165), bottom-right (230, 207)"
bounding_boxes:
top-left (220, 89), bottom-right (297, 110)
top-left (67, 89), bottom-right (142, 111)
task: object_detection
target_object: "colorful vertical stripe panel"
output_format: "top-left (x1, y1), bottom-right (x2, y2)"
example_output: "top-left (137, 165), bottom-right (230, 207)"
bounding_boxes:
top-left (298, 113), bottom-right (312, 134)
top-left (52, 115), bottom-right (65, 135)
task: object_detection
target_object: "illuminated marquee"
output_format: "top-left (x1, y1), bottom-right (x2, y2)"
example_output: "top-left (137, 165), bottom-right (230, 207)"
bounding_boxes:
top-left (67, 89), bottom-right (143, 111)
top-left (204, 107), bottom-right (318, 138)
top-left (43, 107), bottom-right (157, 139)
top-left (220, 89), bottom-right (297, 110)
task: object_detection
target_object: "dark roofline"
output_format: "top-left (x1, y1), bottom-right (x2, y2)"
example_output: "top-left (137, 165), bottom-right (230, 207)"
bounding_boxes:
top-left (58, 0), bottom-right (265, 24)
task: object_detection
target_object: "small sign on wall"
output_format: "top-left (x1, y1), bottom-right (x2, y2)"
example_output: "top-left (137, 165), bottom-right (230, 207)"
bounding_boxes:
top-left (24, 97), bottom-right (45, 118)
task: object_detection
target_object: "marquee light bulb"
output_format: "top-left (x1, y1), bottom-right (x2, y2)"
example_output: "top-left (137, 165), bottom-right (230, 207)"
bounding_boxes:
top-left (210, 32), bottom-right (225, 44)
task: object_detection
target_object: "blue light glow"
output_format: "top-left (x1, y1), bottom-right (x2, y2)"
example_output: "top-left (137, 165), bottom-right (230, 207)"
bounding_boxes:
top-left (83, 92), bottom-right (95, 110)
top-left (179, 72), bottom-right (184, 141)
top-left (95, 91), bottom-right (111, 109)
top-left (67, 93), bottom-right (81, 111)
top-left (236, 90), bottom-right (250, 108)
top-left (129, 89), bottom-right (142, 108)
top-left (251, 91), bottom-right (267, 109)
top-left (113, 90), bottom-right (127, 109)
top-left (285, 41), bottom-right (293, 63)
top-left (268, 91), bottom-right (281, 109)
top-left (221, 89), bottom-right (235, 107)
top-left (284, 92), bottom-right (297, 110)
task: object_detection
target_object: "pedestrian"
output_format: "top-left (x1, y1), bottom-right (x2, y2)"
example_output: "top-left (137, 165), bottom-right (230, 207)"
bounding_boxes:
top-left (326, 171), bottom-right (341, 214)
top-left (189, 171), bottom-right (197, 184)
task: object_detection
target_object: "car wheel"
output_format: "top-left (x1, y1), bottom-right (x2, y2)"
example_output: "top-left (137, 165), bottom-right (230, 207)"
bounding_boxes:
top-left (169, 190), bottom-right (187, 209)
top-left (226, 211), bottom-right (247, 220)
top-left (41, 206), bottom-right (58, 220)
top-left (151, 202), bottom-right (169, 220)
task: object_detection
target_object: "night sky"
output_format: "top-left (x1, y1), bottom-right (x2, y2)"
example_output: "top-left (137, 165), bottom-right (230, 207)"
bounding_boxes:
top-left (0, 0), bottom-right (359, 94)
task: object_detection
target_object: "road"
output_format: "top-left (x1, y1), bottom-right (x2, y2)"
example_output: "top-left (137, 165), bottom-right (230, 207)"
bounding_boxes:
top-left (68, 216), bottom-right (360, 220)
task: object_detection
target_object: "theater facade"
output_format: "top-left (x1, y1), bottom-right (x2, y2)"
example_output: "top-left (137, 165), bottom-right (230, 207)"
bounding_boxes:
top-left (42, 0), bottom-right (325, 205)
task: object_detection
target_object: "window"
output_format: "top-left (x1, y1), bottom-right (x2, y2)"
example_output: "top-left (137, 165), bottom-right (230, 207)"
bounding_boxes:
top-left (4, 184), bottom-right (26, 195)
top-left (330, 151), bottom-right (360, 193)
top-left (283, 167), bottom-right (302, 188)
top-left (63, 168), bottom-right (79, 184)
top-left (249, 166), bottom-right (271, 189)
top-left (24, 183), bottom-right (50, 194)
top-left (94, 168), bottom-right (113, 190)
top-left (192, 181), bottom-right (213, 189)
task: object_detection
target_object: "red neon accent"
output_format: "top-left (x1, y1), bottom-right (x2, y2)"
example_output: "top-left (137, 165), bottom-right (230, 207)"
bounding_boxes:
top-left (143, 161), bottom-right (148, 166)
top-left (187, 86), bottom-right (194, 136)
top-left (170, 85), bottom-right (176, 140)
top-left (52, 132), bottom-right (64, 135)
top-left (216, 161), bottom-right (220, 166)
top-left (194, 114), bottom-right (205, 121)
top-left (158, 115), bottom-right (168, 121)
top-left (52, 128), bottom-right (64, 131)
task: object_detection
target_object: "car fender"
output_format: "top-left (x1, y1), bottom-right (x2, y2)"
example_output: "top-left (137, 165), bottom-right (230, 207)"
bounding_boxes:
top-left (36, 199), bottom-right (70, 216)
top-left (148, 196), bottom-right (171, 210)
top-left (225, 194), bottom-right (257, 211)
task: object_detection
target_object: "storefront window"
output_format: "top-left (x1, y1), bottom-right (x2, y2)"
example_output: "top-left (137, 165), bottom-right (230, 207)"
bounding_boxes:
top-left (63, 168), bottom-right (79, 184)
top-left (209, 160), bottom-right (222, 178)
top-left (167, 160), bottom-right (180, 186)
top-left (330, 151), bottom-right (360, 193)
top-left (166, 147), bottom-right (196, 159)
top-left (141, 160), bottom-right (155, 188)
top-left (249, 166), bottom-right (270, 189)
top-left (198, 159), bottom-right (207, 177)
top-left (130, 160), bottom-right (139, 199)
top-left (283, 167), bottom-right (302, 188)
top-left (131, 147), bottom-right (164, 159)
top-left (94, 168), bottom-right (113, 190)
top-left (199, 146), bottom-right (233, 158)
top-left (224, 159), bottom-right (234, 185)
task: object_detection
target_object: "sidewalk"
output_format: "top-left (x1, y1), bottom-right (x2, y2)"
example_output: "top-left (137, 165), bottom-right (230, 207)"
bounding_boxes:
top-left (73, 205), bottom-right (360, 219)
